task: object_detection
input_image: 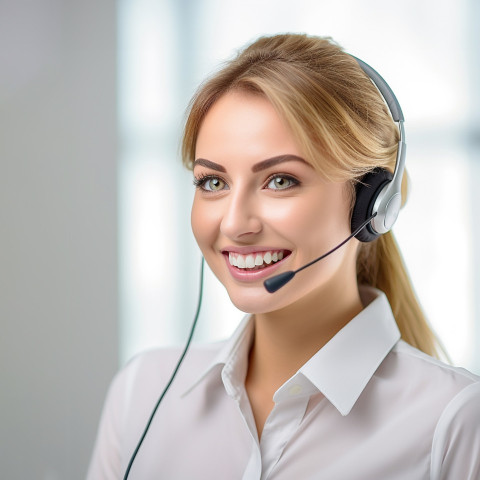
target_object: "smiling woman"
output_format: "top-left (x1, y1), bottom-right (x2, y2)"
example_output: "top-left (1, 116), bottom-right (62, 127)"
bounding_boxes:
top-left (192, 91), bottom-right (356, 320)
top-left (88, 34), bottom-right (480, 479)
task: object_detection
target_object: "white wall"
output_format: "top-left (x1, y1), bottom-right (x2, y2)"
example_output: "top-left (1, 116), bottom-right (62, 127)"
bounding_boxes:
top-left (0, 1), bottom-right (118, 478)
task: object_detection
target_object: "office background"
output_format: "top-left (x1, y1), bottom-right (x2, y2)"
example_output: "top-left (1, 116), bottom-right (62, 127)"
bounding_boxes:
top-left (1, 0), bottom-right (479, 478)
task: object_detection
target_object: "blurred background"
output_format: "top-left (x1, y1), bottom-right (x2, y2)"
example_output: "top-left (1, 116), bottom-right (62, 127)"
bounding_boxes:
top-left (1, 0), bottom-right (479, 478)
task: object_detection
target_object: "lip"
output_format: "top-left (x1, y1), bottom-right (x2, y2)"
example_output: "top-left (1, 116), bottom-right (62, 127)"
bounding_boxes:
top-left (222, 249), bottom-right (291, 282)
top-left (222, 245), bottom-right (286, 255)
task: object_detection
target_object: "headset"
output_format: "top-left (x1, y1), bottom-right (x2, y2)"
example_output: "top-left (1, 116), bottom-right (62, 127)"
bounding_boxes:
top-left (350, 56), bottom-right (406, 243)
top-left (123, 55), bottom-right (406, 478)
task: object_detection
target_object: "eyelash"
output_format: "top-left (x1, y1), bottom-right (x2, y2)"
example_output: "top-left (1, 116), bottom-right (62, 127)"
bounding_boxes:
top-left (193, 173), bottom-right (300, 191)
top-left (192, 174), bottom-right (225, 190)
top-left (265, 173), bottom-right (300, 190)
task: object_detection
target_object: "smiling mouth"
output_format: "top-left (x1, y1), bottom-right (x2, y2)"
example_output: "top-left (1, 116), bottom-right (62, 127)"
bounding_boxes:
top-left (226, 250), bottom-right (291, 271)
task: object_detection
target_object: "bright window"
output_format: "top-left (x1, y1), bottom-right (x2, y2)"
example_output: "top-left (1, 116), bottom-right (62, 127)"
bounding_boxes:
top-left (118, 0), bottom-right (480, 373)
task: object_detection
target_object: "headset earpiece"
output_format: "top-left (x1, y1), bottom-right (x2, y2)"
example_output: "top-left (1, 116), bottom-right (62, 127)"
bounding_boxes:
top-left (351, 168), bottom-right (393, 243)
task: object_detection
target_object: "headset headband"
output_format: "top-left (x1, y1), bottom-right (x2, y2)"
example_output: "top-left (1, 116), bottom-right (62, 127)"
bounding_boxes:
top-left (352, 55), bottom-right (407, 237)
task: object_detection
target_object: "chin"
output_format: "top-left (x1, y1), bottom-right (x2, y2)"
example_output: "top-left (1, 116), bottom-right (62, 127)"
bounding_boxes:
top-left (225, 282), bottom-right (300, 315)
top-left (225, 287), bottom-right (278, 314)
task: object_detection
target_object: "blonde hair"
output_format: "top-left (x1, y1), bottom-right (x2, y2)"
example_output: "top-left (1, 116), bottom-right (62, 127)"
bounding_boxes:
top-left (182, 33), bottom-right (441, 357)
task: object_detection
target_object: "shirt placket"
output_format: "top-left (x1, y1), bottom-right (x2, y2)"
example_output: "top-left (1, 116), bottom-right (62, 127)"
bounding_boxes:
top-left (260, 377), bottom-right (316, 479)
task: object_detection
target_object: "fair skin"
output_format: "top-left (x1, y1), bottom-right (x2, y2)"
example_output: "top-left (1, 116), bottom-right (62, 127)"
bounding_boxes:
top-left (191, 91), bottom-right (363, 437)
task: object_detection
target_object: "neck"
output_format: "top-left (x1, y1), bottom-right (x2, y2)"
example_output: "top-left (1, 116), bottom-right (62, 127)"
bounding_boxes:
top-left (248, 276), bottom-right (363, 388)
top-left (244, 252), bottom-right (363, 438)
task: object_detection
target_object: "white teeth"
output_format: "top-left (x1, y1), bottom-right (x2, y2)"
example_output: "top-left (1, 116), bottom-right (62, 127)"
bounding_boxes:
top-left (229, 252), bottom-right (238, 267)
top-left (245, 255), bottom-right (255, 268)
top-left (228, 250), bottom-right (286, 269)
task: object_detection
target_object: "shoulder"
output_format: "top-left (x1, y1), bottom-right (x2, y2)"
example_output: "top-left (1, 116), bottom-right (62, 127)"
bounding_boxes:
top-left (374, 340), bottom-right (479, 433)
top-left (95, 344), bottom-right (220, 423)
top-left (430, 381), bottom-right (480, 478)
top-left (389, 340), bottom-right (479, 389)
top-left (124, 342), bottom-right (223, 372)
top-left (87, 342), bottom-right (226, 476)
top-left (116, 341), bottom-right (225, 394)
top-left (434, 381), bottom-right (480, 434)
top-left (384, 341), bottom-right (480, 478)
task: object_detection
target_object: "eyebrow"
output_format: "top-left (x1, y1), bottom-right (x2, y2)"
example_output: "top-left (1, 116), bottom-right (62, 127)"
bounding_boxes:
top-left (193, 158), bottom-right (226, 172)
top-left (251, 155), bottom-right (308, 172)
top-left (193, 155), bottom-right (308, 173)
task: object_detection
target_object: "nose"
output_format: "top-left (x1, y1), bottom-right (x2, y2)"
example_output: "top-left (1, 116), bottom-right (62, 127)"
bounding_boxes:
top-left (220, 189), bottom-right (262, 240)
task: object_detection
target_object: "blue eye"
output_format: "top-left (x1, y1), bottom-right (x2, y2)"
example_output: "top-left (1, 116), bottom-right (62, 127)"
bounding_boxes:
top-left (267, 175), bottom-right (298, 190)
top-left (193, 175), bottom-right (228, 192)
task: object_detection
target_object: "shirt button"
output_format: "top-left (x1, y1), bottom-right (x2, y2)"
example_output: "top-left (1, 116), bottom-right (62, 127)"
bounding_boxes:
top-left (289, 385), bottom-right (303, 395)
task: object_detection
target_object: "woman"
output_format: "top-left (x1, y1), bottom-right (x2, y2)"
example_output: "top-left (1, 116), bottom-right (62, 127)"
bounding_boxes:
top-left (88, 34), bottom-right (480, 479)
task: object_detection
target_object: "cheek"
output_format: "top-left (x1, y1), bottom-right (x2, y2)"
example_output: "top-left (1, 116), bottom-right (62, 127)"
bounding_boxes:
top-left (288, 204), bottom-right (350, 268)
top-left (263, 195), bottom-right (350, 245)
top-left (191, 197), bottom-right (218, 251)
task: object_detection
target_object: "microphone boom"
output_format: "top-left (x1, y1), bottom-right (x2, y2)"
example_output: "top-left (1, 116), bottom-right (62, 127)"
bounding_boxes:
top-left (263, 213), bottom-right (377, 293)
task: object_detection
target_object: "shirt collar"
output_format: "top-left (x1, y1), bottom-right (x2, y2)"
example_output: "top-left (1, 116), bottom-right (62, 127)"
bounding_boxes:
top-left (182, 314), bottom-right (253, 398)
top-left (299, 287), bottom-right (400, 415)
top-left (183, 287), bottom-right (400, 415)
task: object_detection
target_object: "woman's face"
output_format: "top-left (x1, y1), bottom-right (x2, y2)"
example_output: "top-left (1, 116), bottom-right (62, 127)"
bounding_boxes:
top-left (191, 91), bottom-right (357, 314)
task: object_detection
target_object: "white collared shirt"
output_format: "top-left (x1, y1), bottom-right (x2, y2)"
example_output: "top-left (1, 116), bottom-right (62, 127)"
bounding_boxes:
top-left (87, 288), bottom-right (480, 479)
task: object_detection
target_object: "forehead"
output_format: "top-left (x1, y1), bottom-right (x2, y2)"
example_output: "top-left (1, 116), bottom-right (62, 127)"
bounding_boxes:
top-left (195, 91), bottom-right (302, 163)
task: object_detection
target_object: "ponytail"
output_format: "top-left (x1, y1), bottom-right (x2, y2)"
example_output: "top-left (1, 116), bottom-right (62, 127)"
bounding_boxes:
top-left (357, 233), bottom-right (444, 358)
